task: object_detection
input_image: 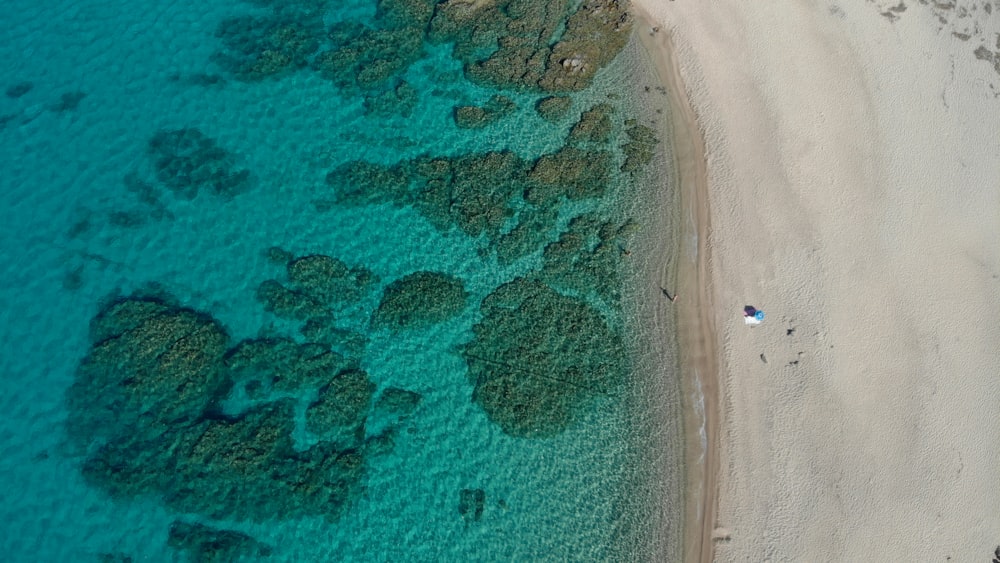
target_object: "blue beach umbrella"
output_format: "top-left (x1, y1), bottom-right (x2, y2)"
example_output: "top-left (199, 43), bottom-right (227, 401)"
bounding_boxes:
top-left (755, 310), bottom-right (765, 321)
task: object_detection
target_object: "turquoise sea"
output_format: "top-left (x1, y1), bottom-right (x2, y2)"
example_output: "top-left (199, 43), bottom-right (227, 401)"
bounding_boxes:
top-left (0, 0), bottom-right (683, 561)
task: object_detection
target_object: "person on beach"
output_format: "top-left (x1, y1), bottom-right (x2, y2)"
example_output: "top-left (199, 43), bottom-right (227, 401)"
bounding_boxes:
top-left (660, 287), bottom-right (678, 302)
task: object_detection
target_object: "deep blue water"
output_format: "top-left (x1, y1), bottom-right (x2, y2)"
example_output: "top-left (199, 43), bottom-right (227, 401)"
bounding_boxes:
top-left (0, 0), bottom-right (682, 561)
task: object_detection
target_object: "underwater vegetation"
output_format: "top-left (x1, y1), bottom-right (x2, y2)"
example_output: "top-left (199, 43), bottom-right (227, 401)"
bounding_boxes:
top-left (568, 103), bottom-right (615, 144)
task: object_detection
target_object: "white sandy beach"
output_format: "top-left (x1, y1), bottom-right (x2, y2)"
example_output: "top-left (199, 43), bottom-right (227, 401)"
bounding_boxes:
top-left (632, 1), bottom-right (1000, 561)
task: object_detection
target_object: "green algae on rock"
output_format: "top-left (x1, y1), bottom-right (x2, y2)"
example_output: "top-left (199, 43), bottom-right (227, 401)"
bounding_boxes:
top-left (213, 14), bottom-right (323, 80)
top-left (363, 79), bottom-right (419, 117)
top-left (300, 315), bottom-right (369, 357)
top-left (256, 279), bottom-right (329, 321)
top-left (167, 521), bottom-right (272, 563)
top-left (313, 24), bottom-right (425, 90)
top-left (525, 146), bottom-right (612, 205)
top-left (463, 278), bottom-right (625, 437)
top-left (493, 206), bottom-right (560, 265)
top-left (70, 298), bottom-right (230, 435)
top-left (326, 160), bottom-right (413, 207)
top-left (374, 387), bottom-right (423, 420)
top-left (371, 271), bottom-right (468, 330)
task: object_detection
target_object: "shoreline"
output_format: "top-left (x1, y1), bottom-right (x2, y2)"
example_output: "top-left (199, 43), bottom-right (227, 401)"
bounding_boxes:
top-left (630, 7), bottom-right (719, 563)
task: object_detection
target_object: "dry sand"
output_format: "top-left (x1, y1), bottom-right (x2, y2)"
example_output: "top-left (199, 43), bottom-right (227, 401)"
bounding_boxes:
top-left (631, 1), bottom-right (1000, 561)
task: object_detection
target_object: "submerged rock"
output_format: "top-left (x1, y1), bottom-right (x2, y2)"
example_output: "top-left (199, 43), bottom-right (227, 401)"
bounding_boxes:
top-left (526, 146), bottom-right (611, 204)
top-left (454, 95), bottom-right (517, 128)
top-left (463, 278), bottom-right (624, 437)
top-left (305, 368), bottom-right (375, 436)
top-left (621, 121), bottom-right (659, 173)
top-left (226, 337), bottom-right (353, 393)
top-left (67, 295), bottom-right (371, 524)
top-left (432, 0), bottom-right (631, 92)
top-left (371, 271), bottom-right (468, 330)
top-left (535, 95), bottom-right (573, 123)
top-left (256, 279), bottom-right (328, 320)
top-left (287, 254), bottom-right (378, 305)
top-left (167, 521), bottom-right (272, 563)
top-left (568, 103), bottom-right (615, 144)
top-left (148, 128), bottom-right (251, 198)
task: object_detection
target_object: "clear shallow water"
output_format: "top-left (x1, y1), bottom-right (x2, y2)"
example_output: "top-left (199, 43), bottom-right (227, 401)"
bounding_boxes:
top-left (0, 0), bottom-right (682, 561)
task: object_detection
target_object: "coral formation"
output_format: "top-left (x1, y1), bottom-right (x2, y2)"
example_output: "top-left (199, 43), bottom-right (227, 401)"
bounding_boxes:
top-left (463, 277), bottom-right (625, 437)
top-left (371, 271), bottom-right (468, 330)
